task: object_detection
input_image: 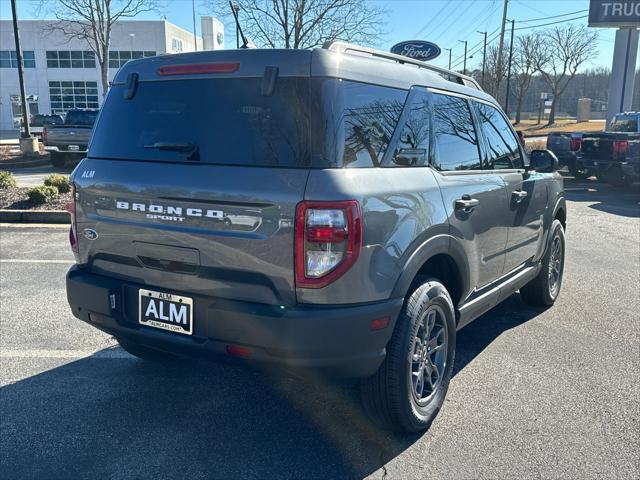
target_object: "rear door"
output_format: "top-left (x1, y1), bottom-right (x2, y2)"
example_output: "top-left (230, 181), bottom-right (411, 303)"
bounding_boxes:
top-left (473, 101), bottom-right (547, 273)
top-left (74, 74), bottom-right (314, 307)
top-left (429, 91), bottom-right (510, 290)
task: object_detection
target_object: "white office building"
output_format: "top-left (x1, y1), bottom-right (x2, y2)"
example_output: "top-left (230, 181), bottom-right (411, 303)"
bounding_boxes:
top-left (0, 17), bottom-right (225, 132)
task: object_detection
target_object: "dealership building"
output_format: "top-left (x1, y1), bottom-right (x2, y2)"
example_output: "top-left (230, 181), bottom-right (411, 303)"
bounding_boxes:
top-left (0, 17), bottom-right (225, 132)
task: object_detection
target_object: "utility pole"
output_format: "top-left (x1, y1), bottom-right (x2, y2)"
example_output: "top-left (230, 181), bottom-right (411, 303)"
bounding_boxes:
top-left (478, 30), bottom-right (487, 88)
top-left (192, 0), bottom-right (197, 51)
top-left (10, 0), bottom-right (32, 143)
top-left (496, 0), bottom-right (509, 92)
top-left (505, 19), bottom-right (515, 116)
top-left (458, 40), bottom-right (468, 75)
top-left (444, 48), bottom-right (452, 70)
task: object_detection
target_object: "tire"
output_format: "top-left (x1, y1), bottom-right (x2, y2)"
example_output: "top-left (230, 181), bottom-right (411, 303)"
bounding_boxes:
top-left (595, 169), bottom-right (608, 183)
top-left (606, 166), bottom-right (634, 187)
top-left (520, 219), bottom-right (565, 307)
top-left (568, 160), bottom-right (590, 180)
top-left (50, 152), bottom-right (67, 168)
top-left (360, 279), bottom-right (456, 432)
top-left (116, 337), bottom-right (178, 362)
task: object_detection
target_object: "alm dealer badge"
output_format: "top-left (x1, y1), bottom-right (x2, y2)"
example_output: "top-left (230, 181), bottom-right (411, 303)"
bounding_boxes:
top-left (139, 289), bottom-right (193, 335)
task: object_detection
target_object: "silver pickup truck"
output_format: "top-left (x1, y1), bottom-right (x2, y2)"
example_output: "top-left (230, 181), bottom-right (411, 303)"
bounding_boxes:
top-left (43, 109), bottom-right (98, 167)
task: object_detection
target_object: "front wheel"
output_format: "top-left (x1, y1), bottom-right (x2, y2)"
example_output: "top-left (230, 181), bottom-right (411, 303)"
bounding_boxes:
top-left (361, 279), bottom-right (456, 432)
top-left (520, 219), bottom-right (565, 307)
top-left (50, 152), bottom-right (67, 168)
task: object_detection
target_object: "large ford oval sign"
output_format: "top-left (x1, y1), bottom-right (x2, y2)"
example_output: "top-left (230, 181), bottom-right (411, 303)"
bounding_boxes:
top-left (390, 40), bottom-right (441, 62)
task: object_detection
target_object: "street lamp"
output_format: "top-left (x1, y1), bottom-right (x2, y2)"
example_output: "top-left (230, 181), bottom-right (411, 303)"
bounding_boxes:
top-left (477, 30), bottom-right (487, 88)
top-left (443, 47), bottom-right (452, 70)
top-left (232, 4), bottom-right (240, 49)
top-left (458, 39), bottom-right (468, 75)
top-left (129, 33), bottom-right (135, 52)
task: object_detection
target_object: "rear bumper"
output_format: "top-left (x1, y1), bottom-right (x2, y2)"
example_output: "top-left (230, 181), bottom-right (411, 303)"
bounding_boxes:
top-left (66, 266), bottom-right (404, 378)
top-left (44, 145), bottom-right (87, 154)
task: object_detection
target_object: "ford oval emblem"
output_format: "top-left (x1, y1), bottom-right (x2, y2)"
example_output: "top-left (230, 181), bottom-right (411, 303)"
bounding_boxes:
top-left (83, 228), bottom-right (98, 240)
top-left (390, 40), bottom-right (441, 62)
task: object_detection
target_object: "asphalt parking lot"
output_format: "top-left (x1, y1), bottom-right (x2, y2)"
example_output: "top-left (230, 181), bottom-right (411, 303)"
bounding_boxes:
top-left (1, 177), bottom-right (639, 480)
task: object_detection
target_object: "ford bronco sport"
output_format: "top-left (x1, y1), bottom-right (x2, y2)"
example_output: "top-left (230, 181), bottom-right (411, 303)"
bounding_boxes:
top-left (66, 43), bottom-right (566, 432)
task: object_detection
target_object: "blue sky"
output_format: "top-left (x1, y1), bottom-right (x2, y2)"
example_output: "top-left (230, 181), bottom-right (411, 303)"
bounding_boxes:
top-left (1, 0), bottom-right (617, 71)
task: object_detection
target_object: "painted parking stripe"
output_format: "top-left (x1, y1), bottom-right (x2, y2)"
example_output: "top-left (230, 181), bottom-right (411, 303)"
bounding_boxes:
top-left (0, 348), bottom-right (129, 359)
top-left (0, 259), bottom-right (73, 264)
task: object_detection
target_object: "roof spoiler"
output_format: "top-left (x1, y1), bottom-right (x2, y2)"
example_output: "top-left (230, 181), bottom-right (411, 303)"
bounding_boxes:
top-left (323, 41), bottom-right (483, 91)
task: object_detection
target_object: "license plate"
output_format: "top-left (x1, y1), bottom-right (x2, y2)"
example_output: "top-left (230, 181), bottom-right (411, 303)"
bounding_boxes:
top-left (139, 289), bottom-right (193, 335)
top-left (68, 145), bottom-right (79, 151)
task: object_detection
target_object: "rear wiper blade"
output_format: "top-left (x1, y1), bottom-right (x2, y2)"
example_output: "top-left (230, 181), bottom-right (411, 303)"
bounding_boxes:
top-left (144, 142), bottom-right (198, 153)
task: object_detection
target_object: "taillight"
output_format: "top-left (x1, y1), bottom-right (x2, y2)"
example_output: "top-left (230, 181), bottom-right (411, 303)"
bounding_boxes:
top-left (612, 140), bottom-right (629, 157)
top-left (570, 138), bottom-right (582, 151)
top-left (158, 62), bottom-right (239, 76)
top-left (67, 183), bottom-right (78, 254)
top-left (295, 200), bottom-right (362, 289)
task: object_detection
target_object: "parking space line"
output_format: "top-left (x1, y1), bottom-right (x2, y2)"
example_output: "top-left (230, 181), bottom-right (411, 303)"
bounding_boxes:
top-left (0, 259), bottom-right (73, 264)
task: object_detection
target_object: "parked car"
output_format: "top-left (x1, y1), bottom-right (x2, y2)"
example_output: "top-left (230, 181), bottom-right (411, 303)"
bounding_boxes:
top-left (21, 114), bottom-right (64, 137)
top-left (65, 43), bottom-right (566, 432)
top-left (43, 109), bottom-right (99, 167)
top-left (578, 112), bottom-right (640, 186)
top-left (546, 132), bottom-right (584, 177)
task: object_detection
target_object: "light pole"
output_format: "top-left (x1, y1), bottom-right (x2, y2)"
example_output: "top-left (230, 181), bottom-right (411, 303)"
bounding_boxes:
top-left (192, 0), bottom-right (198, 51)
top-left (478, 30), bottom-right (487, 88)
top-left (458, 40), bottom-right (468, 75)
top-left (505, 19), bottom-right (515, 115)
top-left (10, 0), bottom-right (31, 140)
top-left (444, 48), bottom-right (452, 70)
top-left (129, 33), bottom-right (135, 52)
top-left (232, 4), bottom-right (240, 49)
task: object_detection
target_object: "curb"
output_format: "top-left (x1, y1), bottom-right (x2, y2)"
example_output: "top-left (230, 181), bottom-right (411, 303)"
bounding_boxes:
top-left (1, 155), bottom-right (51, 169)
top-left (0, 209), bottom-right (69, 224)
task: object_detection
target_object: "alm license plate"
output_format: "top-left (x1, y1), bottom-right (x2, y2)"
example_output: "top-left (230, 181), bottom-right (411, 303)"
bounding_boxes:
top-left (139, 289), bottom-right (193, 335)
top-left (68, 145), bottom-right (79, 151)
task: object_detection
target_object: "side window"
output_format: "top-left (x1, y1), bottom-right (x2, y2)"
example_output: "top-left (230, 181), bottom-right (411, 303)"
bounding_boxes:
top-left (343, 82), bottom-right (407, 168)
top-left (432, 93), bottom-right (482, 171)
top-left (390, 89), bottom-right (430, 167)
top-left (476, 102), bottom-right (523, 169)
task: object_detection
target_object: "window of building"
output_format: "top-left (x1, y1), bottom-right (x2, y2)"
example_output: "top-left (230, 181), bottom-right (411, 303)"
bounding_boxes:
top-left (172, 38), bottom-right (184, 53)
top-left (475, 102), bottom-right (523, 169)
top-left (49, 81), bottom-right (99, 113)
top-left (10, 94), bottom-right (39, 127)
top-left (390, 89), bottom-right (431, 167)
top-left (432, 93), bottom-right (481, 172)
top-left (46, 51), bottom-right (95, 68)
top-left (108, 51), bottom-right (156, 69)
top-left (0, 51), bottom-right (35, 68)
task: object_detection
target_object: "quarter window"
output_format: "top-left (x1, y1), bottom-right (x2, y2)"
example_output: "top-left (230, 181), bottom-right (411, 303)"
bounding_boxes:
top-left (476, 102), bottom-right (523, 169)
top-left (390, 89), bottom-right (431, 167)
top-left (432, 93), bottom-right (481, 171)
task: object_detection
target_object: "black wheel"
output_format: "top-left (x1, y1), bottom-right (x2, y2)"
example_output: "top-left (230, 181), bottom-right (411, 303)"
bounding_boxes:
top-left (361, 279), bottom-right (456, 432)
top-left (568, 160), bottom-right (590, 180)
top-left (520, 219), bottom-right (565, 307)
top-left (595, 169), bottom-right (608, 183)
top-left (606, 166), bottom-right (634, 187)
top-left (116, 337), bottom-right (178, 362)
top-left (50, 152), bottom-right (67, 168)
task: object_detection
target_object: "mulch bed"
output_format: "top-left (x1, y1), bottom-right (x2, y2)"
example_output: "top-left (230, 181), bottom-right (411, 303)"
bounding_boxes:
top-left (0, 187), bottom-right (72, 211)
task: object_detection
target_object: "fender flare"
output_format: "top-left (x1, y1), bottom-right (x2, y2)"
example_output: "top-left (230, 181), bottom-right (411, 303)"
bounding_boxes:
top-left (391, 234), bottom-right (471, 305)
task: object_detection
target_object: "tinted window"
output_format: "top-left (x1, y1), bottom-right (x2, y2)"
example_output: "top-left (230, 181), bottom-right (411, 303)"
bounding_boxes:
top-left (476, 102), bottom-right (523, 169)
top-left (65, 110), bottom-right (98, 126)
top-left (432, 94), bottom-right (481, 171)
top-left (90, 78), bottom-right (312, 166)
top-left (610, 115), bottom-right (638, 132)
top-left (342, 82), bottom-right (407, 167)
top-left (390, 89), bottom-right (430, 167)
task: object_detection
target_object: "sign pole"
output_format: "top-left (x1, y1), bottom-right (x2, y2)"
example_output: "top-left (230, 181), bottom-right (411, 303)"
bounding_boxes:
top-left (606, 27), bottom-right (639, 127)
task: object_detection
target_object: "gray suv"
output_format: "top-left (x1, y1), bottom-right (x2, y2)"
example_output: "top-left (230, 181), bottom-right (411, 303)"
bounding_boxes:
top-left (66, 43), bottom-right (566, 432)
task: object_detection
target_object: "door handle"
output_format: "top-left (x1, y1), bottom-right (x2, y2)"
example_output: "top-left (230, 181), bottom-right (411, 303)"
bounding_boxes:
top-left (455, 196), bottom-right (480, 212)
top-left (512, 190), bottom-right (528, 202)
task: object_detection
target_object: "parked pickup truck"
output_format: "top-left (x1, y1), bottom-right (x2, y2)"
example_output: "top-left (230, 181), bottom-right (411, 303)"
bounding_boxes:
top-left (546, 132), bottom-right (583, 176)
top-left (578, 112), bottom-right (640, 186)
top-left (43, 109), bottom-right (99, 167)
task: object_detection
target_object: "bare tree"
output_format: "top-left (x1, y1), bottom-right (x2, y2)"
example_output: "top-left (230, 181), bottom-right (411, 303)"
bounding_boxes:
top-left (41, 0), bottom-right (160, 98)
top-left (511, 33), bottom-right (540, 124)
top-left (209, 0), bottom-right (385, 49)
top-left (484, 44), bottom-right (507, 100)
top-left (532, 25), bottom-right (598, 125)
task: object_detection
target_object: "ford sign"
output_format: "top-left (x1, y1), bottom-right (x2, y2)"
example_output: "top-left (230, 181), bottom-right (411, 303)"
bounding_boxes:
top-left (390, 40), bottom-right (441, 61)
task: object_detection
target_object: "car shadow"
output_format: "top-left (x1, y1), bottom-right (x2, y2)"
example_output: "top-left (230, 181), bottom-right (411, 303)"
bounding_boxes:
top-left (563, 176), bottom-right (640, 218)
top-left (1, 295), bottom-right (543, 479)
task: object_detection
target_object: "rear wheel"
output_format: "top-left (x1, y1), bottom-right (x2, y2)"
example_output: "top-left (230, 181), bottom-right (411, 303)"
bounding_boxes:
top-left (361, 279), bottom-right (456, 432)
top-left (568, 159), bottom-right (590, 179)
top-left (50, 152), bottom-right (67, 168)
top-left (606, 166), bottom-right (634, 187)
top-left (520, 219), bottom-right (565, 307)
top-left (116, 337), bottom-right (178, 362)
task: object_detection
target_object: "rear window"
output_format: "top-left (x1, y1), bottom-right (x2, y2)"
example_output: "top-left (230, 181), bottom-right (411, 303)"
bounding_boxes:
top-left (66, 110), bottom-right (98, 126)
top-left (89, 78), bottom-right (312, 167)
top-left (610, 115), bottom-right (638, 132)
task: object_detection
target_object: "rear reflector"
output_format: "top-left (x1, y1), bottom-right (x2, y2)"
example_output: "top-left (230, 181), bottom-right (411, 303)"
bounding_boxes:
top-left (370, 317), bottom-right (391, 331)
top-left (226, 344), bottom-right (252, 358)
top-left (158, 62), bottom-right (240, 76)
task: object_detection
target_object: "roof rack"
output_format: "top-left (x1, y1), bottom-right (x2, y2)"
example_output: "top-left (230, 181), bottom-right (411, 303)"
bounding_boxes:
top-left (323, 41), bottom-right (482, 91)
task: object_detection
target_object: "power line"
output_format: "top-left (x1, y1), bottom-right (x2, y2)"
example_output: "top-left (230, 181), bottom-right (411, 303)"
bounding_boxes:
top-left (430, 0), bottom-right (480, 40)
top-left (517, 9), bottom-right (589, 23)
top-left (514, 15), bottom-right (588, 30)
top-left (413, 1), bottom-right (456, 38)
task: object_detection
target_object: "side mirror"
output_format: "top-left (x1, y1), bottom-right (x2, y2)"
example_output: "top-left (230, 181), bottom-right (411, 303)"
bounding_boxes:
top-left (529, 149), bottom-right (559, 173)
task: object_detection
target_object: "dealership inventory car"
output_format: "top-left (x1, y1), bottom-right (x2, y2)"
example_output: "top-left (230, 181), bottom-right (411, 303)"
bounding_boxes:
top-left (43, 109), bottom-right (98, 167)
top-left (65, 43), bottom-right (566, 432)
